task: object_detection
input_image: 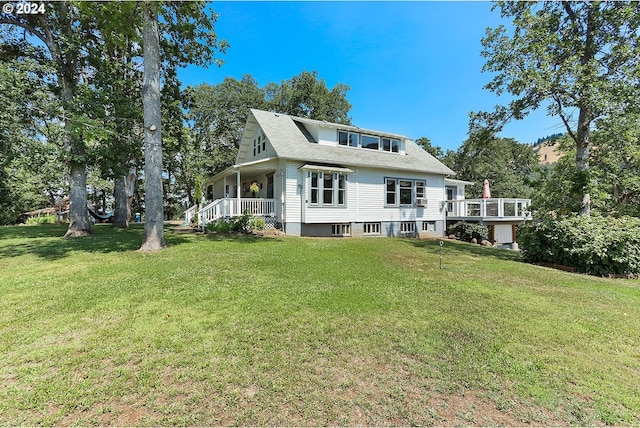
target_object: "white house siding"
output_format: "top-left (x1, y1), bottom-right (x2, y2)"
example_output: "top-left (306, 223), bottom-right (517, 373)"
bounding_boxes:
top-left (279, 164), bottom-right (446, 237)
top-left (283, 160), bottom-right (303, 235)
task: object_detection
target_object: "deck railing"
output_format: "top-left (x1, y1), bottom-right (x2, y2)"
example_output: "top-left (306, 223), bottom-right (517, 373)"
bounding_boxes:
top-left (197, 198), bottom-right (276, 227)
top-left (446, 198), bottom-right (532, 219)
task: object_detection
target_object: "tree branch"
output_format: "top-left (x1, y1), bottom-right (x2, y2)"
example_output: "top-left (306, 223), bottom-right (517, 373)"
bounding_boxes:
top-left (0, 18), bottom-right (47, 45)
top-left (552, 94), bottom-right (578, 143)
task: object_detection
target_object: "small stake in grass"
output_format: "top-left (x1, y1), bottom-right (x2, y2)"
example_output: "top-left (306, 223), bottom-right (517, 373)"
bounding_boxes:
top-left (439, 240), bottom-right (443, 269)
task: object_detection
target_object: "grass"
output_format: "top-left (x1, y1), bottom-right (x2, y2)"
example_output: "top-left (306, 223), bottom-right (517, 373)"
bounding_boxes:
top-left (1, 223), bottom-right (639, 426)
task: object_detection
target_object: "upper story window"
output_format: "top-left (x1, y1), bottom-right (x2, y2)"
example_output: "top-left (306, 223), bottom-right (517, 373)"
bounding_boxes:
top-left (338, 131), bottom-right (359, 148)
top-left (337, 130), bottom-right (401, 153)
top-left (253, 133), bottom-right (267, 156)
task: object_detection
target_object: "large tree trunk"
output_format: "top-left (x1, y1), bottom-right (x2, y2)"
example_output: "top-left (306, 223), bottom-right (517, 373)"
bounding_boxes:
top-left (113, 175), bottom-right (128, 228)
top-left (139, 2), bottom-right (166, 251)
top-left (62, 83), bottom-right (92, 238)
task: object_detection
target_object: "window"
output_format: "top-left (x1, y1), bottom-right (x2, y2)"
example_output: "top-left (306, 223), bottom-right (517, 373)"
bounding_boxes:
top-left (262, 137), bottom-right (266, 152)
top-left (422, 221), bottom-right (436, 232)
top-left (338, 174), bottom-right (345, 206)
top-left (323, 173), bottom-right (334, 205)
top-left (266, 174), bottom-right (274, 199)
top-left (361, 135), bottom-right (379, 150)
top-left (308, 172), bottom-right (347, 207)
top-left (253, 139), bottom-right (257, 156)
top-left (385, 178), bottom-right (426, 207)
top-left (399, 180), bottom-right (413, 205)
top-left (386, 179), bottom-right (396, 205)
top-left (338, 131), bottom-right (359, 147)
top-left (416, 181), bottom-right (425, 199)
top-left (381, 138), bottom-right (400, 153)
top-left (332, 224), bottom-right (350, 236)
top-left (310, 172), bottom-right (319, 205)
top-left (401, 222), bottom-right (416, 233)
top-left (363, 222), bottom-right (381, 235)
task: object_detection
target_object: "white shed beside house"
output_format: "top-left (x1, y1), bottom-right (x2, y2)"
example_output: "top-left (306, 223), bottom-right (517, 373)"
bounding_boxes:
top-left (185, 108), bottom-right (532, 242)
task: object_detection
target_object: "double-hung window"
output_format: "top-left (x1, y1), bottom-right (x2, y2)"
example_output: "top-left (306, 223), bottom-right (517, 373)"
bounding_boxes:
top-left (385, 178), bottom-right (427, 207)
top-left (309, 172), bottom-right (347, 207)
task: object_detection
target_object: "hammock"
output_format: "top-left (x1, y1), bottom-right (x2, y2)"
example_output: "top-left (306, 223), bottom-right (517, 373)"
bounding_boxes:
top-left (88, 207), bottom-right (114, 222)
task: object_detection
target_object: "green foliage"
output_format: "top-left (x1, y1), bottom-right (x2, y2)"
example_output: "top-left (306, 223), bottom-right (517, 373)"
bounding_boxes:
top-left (519, 215), bottom-right (640, 276)
top-left (448, 134), bottom-right (538, 199)
top-left (25, 215), bottom-right (57, 225)
top-left (2, 226), bottom-right (639, 425)
top-left (448, 221), bottom-right (489, 243)
top-left (415, 137), bottom-right (444, 159)
top-left (205, 212), bottom-right (264, 234)
top-left (478, 2), bottom-right (640, 215)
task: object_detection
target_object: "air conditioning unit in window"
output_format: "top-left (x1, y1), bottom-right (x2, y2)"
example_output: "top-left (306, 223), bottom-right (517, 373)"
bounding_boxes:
top-left (416, 198), bottom-right (428, 207)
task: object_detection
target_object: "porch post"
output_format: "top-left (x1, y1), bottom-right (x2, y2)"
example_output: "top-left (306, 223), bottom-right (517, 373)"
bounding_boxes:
top-left (235, 171), bottom-right (240, 199)
top-left (223, 175), bottom-right (227, 198)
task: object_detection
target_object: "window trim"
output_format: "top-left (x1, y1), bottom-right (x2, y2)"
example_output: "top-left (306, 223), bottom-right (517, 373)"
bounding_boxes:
top-left (308, 171), bottom-right (348, 207)
top-left (385, 177), bottom-right (427, 207)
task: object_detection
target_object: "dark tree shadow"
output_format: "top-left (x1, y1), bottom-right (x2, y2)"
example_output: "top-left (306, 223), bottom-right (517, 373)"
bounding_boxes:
top-left (0, 223), bottom-right (192, 261)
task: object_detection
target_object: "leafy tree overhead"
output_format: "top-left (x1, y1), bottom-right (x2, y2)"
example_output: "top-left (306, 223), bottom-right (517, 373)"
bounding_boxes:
top-left (449, 134), bottom-right (538, 199)
top-left (265, 70), bottom-right (352, 124)
top-left (477, 1), bottom-right (640, 216)
top-left (415, 137), bottom-right (444, 159)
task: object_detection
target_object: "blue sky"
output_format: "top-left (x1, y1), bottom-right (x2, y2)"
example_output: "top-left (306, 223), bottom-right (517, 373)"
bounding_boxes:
top-left (179, 1), bottom-right (565, 152)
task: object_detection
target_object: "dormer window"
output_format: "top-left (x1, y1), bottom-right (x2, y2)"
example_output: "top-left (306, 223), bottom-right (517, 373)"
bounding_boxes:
top-left (338, 131), bottom-right (359, 147)
top-left (337, 130), bottom-right (401, 153)
top-left (361, 135), bottom-right (379, 150)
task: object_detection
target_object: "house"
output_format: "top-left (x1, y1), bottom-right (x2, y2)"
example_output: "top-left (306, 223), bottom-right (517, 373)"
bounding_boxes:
top-left (185, 108), bottom-right (531, 241)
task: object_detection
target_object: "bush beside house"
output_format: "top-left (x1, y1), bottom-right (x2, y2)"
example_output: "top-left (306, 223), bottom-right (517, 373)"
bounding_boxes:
top-left (448, 221), bottom-right (489, 243)
top-left (518, 215), bottom-right (640, 276)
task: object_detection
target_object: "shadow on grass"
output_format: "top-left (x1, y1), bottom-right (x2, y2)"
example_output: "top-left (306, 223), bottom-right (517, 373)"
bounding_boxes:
top-left (406, 238), bottom-right (522, 263)
top-left (0, 223), bottom-right (192, 260)
top-left (204, 231), bottom-right (282, 244)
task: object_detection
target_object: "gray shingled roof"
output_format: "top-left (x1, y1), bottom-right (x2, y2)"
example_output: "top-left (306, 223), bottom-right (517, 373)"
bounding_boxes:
top-left (244, 109), bottom-right (455, 176)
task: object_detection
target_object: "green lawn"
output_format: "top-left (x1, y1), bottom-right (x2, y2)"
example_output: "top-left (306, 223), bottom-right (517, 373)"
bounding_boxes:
top-left (1, 224), bottom-right (639, 426)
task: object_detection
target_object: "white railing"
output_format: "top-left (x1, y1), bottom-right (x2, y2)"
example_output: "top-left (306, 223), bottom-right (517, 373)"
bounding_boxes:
top-left (184, 204), bottom-right (198, 225)
top-left (446, 198), bottom-right (532, 219)
top-left (197, 198), bottom-right (276, 227)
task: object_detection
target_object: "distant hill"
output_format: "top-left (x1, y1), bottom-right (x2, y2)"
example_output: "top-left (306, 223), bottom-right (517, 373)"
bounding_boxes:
top-left (532, 134), bottom-right (565, 164)
top-left (533, 133), bottom-right (565, 147)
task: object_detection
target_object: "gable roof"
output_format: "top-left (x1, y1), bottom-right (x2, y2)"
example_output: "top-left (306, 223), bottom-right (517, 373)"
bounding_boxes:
top-left (239, 108), bottom-right (455, 176)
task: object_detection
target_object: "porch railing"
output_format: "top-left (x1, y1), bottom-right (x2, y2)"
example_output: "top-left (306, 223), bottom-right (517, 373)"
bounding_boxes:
top-left (184, 204), bottom-right (198, 225)
top-left (197, 198), bottom-right (276, 227)
top-left (446, 198), bottom-right (532, 219)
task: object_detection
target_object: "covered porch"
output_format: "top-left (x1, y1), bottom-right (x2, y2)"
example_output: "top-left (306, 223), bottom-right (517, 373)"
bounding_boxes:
top-left (185, 158), bottom-right (283, 227)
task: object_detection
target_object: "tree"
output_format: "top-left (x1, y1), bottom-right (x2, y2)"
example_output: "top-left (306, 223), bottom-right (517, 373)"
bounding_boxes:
top-left (185, 75), bottom-right (266, 178)
top-left (448, 134), bottom-right (538, 199)
top-left (139, 2), bottom-right (165, 251)
top-left (590, 114), bottom-right (640, 217)
top-left (478, 1), bottom-right (640, 216)
top-left (1, 3), bottom-right (99, 236)
top-left (265, 70), bottom-right (352, 124)
top-left (415, 137), bottom-right (444, 159)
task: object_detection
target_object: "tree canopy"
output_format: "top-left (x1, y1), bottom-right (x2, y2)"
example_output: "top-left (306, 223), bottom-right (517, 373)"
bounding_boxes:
top-left (477, 1), bottom-right (640, 215)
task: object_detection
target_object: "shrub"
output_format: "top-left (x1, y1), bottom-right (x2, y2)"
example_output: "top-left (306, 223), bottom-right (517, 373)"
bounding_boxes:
top-left (518, 215), bottom-right (640, 276)
top-left (205, 212), bottom-right (265, 234)
top-left (25, 215), bottom-right (57, 225)
top-left (448, 221), bottom-right (489, 243)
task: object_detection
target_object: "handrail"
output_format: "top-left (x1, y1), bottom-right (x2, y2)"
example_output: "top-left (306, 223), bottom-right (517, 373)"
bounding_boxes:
top-left (446, 198), bottom-right (531, 219)
top-left (196, 198), bottom-right (276, 227)
top-left (184, 204), bottom-right (198, 225)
